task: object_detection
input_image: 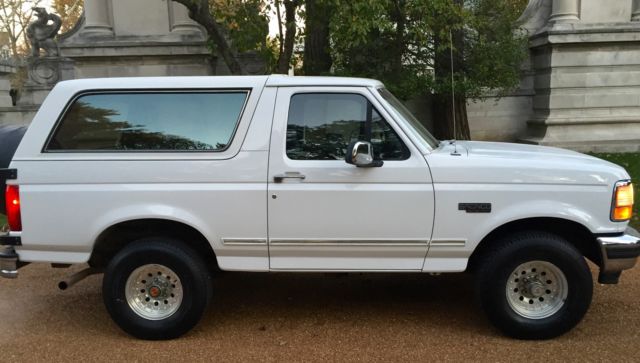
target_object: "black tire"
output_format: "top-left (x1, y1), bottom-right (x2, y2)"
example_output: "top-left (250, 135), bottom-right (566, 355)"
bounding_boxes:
top-left (102, 237), bottom-right (212, 340)
top-left (475, 231), bottom-right (592, 339)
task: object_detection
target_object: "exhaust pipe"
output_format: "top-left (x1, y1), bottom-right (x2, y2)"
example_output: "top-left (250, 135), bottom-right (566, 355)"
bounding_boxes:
top-left (58, 267), bottom-right (101, 290)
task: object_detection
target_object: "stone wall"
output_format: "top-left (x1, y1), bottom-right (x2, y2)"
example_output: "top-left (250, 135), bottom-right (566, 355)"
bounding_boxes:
top-left (520, 25), bottom-right (640, 152)
top-left (0, 63), bottom-right (37, 126)
top-left (471, 0), bottom-right (640, 152)
top-left (0, 63), bottom-right (13, 107)
top-left (517, 0), bottom-right (640, 152)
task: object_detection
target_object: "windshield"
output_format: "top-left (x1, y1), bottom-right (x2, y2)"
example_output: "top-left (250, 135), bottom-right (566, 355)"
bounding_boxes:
top-left (377, 88), bottom-right (440, 150)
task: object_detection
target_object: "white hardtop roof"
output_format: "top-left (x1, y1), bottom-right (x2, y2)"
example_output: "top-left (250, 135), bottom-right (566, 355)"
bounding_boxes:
top-left (265, 75), bottom-right (383, 88)
top-left (54, 75), bottom-right (384, 92)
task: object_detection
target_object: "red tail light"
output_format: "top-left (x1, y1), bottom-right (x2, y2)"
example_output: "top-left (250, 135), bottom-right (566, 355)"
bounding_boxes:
top-left (5, 185), bottom-right (21, 231)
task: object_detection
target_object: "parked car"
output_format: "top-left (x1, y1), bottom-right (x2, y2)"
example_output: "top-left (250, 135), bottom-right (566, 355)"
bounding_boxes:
top-left (1, 75), bottom-right (638, 340)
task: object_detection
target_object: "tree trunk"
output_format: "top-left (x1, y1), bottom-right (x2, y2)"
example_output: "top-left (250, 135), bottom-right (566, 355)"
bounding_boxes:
top-left (172, 0), bottom-right (245, 75)
top-left (10, 36), bottom-right (18, 59)
top-left (276, 0), bottom-right (300, 74)
top-left (390, 0), bottom-right (406, 79)
top-left (275, 0), bottom-right (284, 58)
top-left (432, 5), bottom-right (471, 141)
top-left (432, 94), bottom-right (470, 140)
top-left (303, 0), bottom-right (332, 75)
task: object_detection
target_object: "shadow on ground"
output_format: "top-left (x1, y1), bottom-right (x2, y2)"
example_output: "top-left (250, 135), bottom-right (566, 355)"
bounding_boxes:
top-left (0, 263), bottom-right (637, 361)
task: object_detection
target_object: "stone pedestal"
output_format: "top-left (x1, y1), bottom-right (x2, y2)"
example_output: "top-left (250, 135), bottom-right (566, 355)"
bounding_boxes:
top-left (25, 57), bottom-right (75, 86)
top-left (59, 0), bottom-right (213, 78)
top-left (17, 57), bottom-right (75, 106)
top-left (520, 24), bottom-right (640, 152)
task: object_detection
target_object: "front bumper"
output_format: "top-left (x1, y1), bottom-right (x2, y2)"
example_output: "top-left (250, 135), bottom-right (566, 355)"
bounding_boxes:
top-left (597, 230), bottom-right (640, 283)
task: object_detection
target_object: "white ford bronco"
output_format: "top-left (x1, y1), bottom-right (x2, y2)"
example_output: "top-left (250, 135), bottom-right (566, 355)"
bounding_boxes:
top-left (1, 76), bottom-right (638, 340)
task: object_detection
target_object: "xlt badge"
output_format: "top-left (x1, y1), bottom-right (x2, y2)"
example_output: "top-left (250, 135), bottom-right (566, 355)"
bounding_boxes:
top-left (459, 203), bottom-right (492, 213)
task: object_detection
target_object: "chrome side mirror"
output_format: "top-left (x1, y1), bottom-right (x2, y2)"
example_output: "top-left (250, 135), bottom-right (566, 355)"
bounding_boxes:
top-left (345, 141), bottom-right (383, 167)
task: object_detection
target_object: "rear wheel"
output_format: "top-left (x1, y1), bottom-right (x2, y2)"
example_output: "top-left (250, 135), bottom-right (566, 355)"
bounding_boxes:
top-left (475, 231), bottom-right (592, 339)
top-left (103, 237), bottom-right (212, 340)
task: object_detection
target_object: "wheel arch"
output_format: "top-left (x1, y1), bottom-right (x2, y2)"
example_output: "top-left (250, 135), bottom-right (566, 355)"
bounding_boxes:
top-left (89, 218), bottom-right (219, 271)
top-left (468, 217), bottom-right (601, 272)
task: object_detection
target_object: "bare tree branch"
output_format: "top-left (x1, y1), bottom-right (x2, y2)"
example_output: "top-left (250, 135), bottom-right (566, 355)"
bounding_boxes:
top-left (0, 0), bottom-right (42, 57)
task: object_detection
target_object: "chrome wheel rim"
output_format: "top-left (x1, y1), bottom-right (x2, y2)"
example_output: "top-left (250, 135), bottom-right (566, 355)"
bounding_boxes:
top-left (506, 260), bottom-right (568, 319)
top-left (125, 264), bottom-right (183, 320)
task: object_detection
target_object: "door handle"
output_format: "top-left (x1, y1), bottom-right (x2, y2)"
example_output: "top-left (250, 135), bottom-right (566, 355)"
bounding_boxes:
top-left (273, 172), bottom-right (306, 183)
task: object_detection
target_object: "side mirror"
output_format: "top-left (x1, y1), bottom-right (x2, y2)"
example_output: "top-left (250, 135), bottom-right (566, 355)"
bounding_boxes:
top-left (345, 141), bottom-right (383, 167)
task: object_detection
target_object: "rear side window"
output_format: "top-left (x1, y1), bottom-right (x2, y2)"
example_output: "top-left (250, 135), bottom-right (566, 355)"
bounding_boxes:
top-left (46, 91), bottom-right (248, 152)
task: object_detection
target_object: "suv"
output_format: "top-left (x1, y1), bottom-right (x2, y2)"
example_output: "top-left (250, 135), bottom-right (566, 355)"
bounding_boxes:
top-left (1, 75), bottom-right (638, 340)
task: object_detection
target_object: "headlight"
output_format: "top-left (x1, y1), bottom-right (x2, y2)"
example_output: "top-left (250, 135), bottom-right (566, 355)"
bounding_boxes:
top-left (611, 180), bottom-right (634, 222)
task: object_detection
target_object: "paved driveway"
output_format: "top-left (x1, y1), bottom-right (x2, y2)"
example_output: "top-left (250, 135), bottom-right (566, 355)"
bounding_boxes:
top-left (0, 263), bottom-right (638, 362)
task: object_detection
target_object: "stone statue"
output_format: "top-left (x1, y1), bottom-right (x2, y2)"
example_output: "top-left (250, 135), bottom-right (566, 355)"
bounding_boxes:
top-left (26, 7), bottom-right (62, 57)
top-left (517, 0), bottom-right (552, 35)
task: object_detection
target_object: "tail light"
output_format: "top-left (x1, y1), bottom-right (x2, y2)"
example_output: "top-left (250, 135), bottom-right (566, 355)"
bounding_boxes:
top-left (611, 181), bottom-right (634, 222)
top-left (5, 185), bottom-right (21, 231)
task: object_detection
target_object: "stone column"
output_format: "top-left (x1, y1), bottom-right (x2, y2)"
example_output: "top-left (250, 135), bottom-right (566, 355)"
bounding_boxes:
top-left (632, 0), bottom-right (640, 21)
top-left (549, 0), bottom-right (580, 23)
top-left (170, 2), bottom-right (201, 34)
top-left (82, 0), bottom-right (114, 36)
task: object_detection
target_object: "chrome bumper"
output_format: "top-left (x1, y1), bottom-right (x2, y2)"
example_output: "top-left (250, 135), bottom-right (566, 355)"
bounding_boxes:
top-left (0, 245), bottom-right (18, 278)
top-left (0, 233), bottom-right (21, 278)
top-left (598, 231), bottom-right (640, 275)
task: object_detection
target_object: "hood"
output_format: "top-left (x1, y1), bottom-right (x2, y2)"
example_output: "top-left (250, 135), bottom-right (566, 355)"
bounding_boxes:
top-left (427, 141), bottom-right (630, 186)
top-left (462, 141), bottom-right (595, 160)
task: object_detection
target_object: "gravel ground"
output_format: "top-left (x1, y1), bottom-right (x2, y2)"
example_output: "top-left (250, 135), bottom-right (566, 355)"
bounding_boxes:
top-left (0, 263), bottom-right (638, 362)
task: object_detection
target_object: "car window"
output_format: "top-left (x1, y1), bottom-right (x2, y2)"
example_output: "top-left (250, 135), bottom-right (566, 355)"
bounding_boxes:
top-left (46, 91), bottom-right (248, 152)
top-left (286, 93), bottom-right (410, 161)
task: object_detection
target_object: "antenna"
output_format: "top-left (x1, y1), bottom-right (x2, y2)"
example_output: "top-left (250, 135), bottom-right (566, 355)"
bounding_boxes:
top-left (449, 29), bottom-right (460, 156)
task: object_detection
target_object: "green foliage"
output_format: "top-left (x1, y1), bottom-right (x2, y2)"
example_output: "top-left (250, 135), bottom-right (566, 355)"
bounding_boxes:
top-left (211, 0), bottom-right (269, 52)
top-left (329, 0), bottom-right (528, 100)
top-left (210, 0), bottom-right (274, 67)
top-left (457, 0), bottom-right (529, 99)
top-left (329, 0), bottom-right (431, 99)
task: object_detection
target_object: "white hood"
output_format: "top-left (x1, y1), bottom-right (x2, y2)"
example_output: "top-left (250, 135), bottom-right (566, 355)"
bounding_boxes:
top-left (427, 141), bottom-right (630, 186)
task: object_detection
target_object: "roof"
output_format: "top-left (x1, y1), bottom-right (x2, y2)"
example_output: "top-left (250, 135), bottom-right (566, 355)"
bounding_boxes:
top-left (265, 75), bottom-right (383, 88)
top-left (54, 75), bottom-right (384, 92)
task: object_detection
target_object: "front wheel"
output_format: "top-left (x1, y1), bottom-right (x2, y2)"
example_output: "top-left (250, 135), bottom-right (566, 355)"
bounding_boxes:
top-left (103, 237), bottom-right (212, 340)
top-left (475, 231), bottom-right (593, 339)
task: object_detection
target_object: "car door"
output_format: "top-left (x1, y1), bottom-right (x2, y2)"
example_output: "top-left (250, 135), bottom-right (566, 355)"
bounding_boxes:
top-left (267, 86), bottom-right (435, 270)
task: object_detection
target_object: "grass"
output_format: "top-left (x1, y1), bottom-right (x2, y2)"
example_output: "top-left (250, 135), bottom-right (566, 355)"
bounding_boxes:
top-left (0, 154), bottom-right (637, 231)
top-left (592, 153), bottom-right (640, 230)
